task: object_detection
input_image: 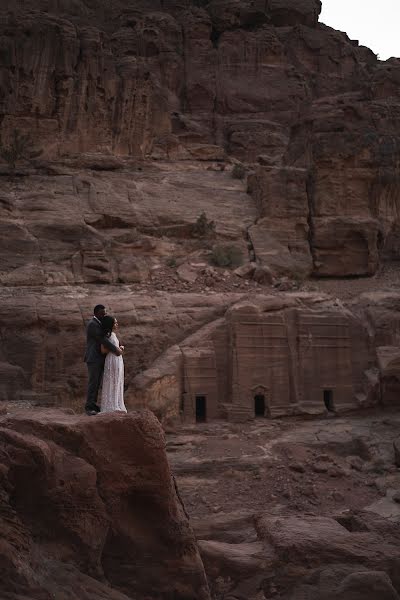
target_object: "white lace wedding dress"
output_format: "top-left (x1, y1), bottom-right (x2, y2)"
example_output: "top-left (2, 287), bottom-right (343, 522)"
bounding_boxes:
top-left (100, 332), bottom-right (127, 413)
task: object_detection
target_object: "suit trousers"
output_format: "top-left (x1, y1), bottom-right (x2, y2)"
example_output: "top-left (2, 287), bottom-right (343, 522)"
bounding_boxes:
top-left (85, 362), bottom-right (104, 411)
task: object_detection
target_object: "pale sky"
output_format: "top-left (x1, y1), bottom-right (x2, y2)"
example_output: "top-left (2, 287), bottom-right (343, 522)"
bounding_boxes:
top-left (320, 0), bottom-right (400, 60)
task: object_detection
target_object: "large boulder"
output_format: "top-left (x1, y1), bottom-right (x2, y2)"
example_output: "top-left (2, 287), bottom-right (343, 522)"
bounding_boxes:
top-left (254, 512), bottom-right (400, 599)
top-left (193, 508), bottom-right (400, 600)
top-left (336, 571), bottom-right (400, 600)
top-left (0, 409), bottom-right (210, 600)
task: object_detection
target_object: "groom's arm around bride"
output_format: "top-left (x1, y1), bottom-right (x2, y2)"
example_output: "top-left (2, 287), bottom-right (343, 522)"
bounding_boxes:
top-left (84, 304), bottom-right (122, 415)
top-left (86, 318), bottom-right (122, 358)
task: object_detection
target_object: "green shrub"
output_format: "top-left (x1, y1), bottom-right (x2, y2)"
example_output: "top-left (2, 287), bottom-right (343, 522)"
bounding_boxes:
top-left (231, 163), bottom-right (246, 180)
top-left (191, 211), bottom-right (216, 238)
top-left (166, 256), bottom-right (177, 268)
top-left (0, 129), bottom-right (43, 171)
top-left (210, 244), bottom-right (243, 268)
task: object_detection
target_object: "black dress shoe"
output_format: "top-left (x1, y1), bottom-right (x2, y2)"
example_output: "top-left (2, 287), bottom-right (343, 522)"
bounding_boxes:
top-left (85, 410), bottom-right (97, 416)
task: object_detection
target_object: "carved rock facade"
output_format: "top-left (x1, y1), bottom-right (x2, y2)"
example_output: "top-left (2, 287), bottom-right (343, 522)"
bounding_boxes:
top-left (133, 292), bottom-right (400, 422)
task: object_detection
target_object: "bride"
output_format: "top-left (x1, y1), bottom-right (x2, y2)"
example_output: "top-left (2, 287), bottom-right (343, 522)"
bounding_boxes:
top-left (100, 315), bottom-right (127, 413)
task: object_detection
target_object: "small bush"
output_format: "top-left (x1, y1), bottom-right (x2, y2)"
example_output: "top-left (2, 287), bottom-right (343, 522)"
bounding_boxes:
top-left (191, 211), bottom-right (216, 238)
top-left (231, 163), bottom-right (246, 180)
top-left (0, 128), bottom-right (43, 171)
top-left (166, 256), bottom-right (177, 268)
top-left (210, 244), bottom-right (243, 268)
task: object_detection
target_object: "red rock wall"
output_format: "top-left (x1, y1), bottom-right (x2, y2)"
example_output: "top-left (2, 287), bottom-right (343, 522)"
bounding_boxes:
top-left (2, 0), bottom-right (399, 278)
top-left (0, 0), bottom-right (381, 160)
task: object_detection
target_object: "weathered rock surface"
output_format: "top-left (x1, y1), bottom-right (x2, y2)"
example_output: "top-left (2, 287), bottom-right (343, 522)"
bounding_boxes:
top-left (336, 571), bottom-right (400, 600)
top-left (168, 413), bottom-right (400, 600)
top-left (0, 0), bottom-right (399, 280)
top-left (0, 0), bottom-right (320, 160)
top-left (0, 409), bottom-right (210, 600)
top-left (249, 166), bottom-right (313, 278)
top-left (0, 164), bottom-right (254, 286)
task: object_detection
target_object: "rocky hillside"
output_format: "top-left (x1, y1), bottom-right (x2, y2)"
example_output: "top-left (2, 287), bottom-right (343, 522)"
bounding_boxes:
top-left (0, 0), bottom-right (400, 410)
top-left (1, 0), bottom-right (400, 281)
top-left (169, 412), bottom-right (400, 600)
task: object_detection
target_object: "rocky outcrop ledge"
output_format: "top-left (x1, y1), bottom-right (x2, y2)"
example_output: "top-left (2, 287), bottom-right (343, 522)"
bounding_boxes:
top-left (0, 409), bottom-right (210, 600)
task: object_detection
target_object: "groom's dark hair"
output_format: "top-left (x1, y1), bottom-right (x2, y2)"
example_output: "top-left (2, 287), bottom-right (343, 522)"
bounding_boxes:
top-left (94, 304), bottom-right (105, 315)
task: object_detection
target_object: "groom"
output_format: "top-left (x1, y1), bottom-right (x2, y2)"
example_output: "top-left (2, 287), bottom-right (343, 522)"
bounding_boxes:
top-left (84, 304), bottom-right (122, 415)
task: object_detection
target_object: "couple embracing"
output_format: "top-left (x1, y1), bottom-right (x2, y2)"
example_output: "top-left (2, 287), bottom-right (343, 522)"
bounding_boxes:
top-left (84, 304), bottom-right (127, 415)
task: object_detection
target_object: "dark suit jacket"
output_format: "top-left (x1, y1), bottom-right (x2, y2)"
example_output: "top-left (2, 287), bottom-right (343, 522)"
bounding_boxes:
top-left (84, 317), bottom-right (120, 364)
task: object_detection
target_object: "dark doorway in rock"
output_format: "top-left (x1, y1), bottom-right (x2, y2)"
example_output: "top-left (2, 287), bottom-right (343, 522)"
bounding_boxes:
top-left (323, 389), bottom-right (334, 412)
top-left (196, 395), bottom-right (207, 422)
top-left (254, 394), bottom-right (266, 417)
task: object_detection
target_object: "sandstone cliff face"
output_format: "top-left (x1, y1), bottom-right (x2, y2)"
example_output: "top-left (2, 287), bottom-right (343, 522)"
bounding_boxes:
top-left (1, 0), bottom-right (323, 159)
top-left (0, 409), bottom-right (210, 600)
top-left (1, 0), bottom-right (400, 281)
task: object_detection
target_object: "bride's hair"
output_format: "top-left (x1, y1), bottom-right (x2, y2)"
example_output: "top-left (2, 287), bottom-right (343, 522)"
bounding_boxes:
top-left (101, 315), bottom-right (116, 337)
